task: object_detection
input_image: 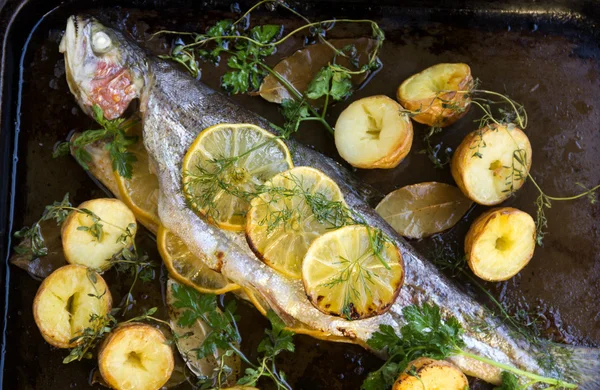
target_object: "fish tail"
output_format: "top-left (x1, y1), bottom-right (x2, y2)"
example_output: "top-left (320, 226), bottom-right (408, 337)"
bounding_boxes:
top-left (549, 344), bottom-right (600, 389)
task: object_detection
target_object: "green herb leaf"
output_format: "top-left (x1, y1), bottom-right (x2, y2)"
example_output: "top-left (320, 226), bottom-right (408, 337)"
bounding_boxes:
top-left (306, 67), bottom-right (333, 100)
top-left (53, 142), bottom-right (71, 158)
top-left (494, 371), bottom-right (520, 390)
top-left (250, 24), bottom-right (282, 44)
top-left (330, 71), bottom-right (353, 100)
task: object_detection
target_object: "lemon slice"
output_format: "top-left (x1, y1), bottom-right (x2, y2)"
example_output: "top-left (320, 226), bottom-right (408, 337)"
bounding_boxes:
top-left (182, 124), bottom-right (293, 231)
top-left (302, 225), bottom-right (404, 320)
top-left (157, 226), bottom-right (240, 294)
top-left (246, 166), bottom-right (348, 279)
top-left (114, 121), bottom-right (160, 233)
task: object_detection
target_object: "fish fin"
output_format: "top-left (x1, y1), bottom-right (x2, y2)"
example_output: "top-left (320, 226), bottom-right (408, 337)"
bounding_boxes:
top-left (551, 344), bottom-right (600, 390)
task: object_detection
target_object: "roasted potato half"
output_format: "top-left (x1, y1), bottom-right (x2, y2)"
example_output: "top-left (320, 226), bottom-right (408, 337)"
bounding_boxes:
top-left (33, 264), bottom-right (112, 348)
top-left (335, 95), bottom-right (413, 169)
top-left (393, 357), bottom-right (468, 390)
top-left (451, 124), bottom-right (532, 205)
top-left (99, 323), bottom-right (174, 390)
top-left (465, 207), bottom-right (536, 281)
top-left (62, 198), bottom-right (137, 270)
top-left (397, 63), bottom-right (473, 127)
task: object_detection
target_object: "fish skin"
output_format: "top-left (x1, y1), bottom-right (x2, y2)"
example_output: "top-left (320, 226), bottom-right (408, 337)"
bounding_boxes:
top-left (61, 16), bottom-right (600, 387)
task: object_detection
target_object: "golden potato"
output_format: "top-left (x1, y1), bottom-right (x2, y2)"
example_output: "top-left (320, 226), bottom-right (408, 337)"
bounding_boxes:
top-left (465, 207), bottom-right (536, 281)
top-left (334, 95), bottom-right (413, 169)
top-left (62, 198), bottom-right (137, 270)
top-left (451, 124), bottom-right (532, 205)
top-left (33, 264), bottom-right (112, 348)
top-left (393, 357), bottom-right (468, 390)
top-left (397, 63), bottom-right (473, 127)
top-left (99, 323), bottom-right (174, 390)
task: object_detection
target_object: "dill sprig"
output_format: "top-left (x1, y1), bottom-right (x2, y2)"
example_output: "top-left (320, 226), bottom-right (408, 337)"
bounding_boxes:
top-left (154, 0), bottom-right (384, 138)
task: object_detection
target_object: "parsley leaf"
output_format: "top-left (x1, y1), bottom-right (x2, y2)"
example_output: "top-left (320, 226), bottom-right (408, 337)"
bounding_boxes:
top-left (54, 105), bottom-right (138, 179)
top-left (362, 303), bottom-right (464, 390)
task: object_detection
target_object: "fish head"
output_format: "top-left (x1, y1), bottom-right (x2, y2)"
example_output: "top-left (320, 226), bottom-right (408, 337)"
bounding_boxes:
top-left (59, 16), bottom-right (149, 120)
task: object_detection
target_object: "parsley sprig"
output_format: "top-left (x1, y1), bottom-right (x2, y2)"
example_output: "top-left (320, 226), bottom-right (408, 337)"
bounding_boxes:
top-left (362, 303), bottom-right (577, 390)
top-left (156, 0), bottom-right (384, 138)
top-left (54, 105), bottom-right (138, 179)
top-left (170, 282), bottom-right (294, 389)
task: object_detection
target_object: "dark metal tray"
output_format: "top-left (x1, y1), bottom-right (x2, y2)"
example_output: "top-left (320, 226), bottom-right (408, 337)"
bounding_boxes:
top-left (1, 0), bottom-right (599, 389)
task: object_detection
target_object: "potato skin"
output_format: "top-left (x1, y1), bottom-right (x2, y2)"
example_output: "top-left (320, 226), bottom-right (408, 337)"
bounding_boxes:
top-left (393, 357), bottom-right (468, 390)
top-left (397, 63), bottom-right (473, 127)
top-left (451, 124), bottom-right (532, 206)
top-left (33, 264), bottom-right (112, 348)
top-left (465, 207), bottom-right (536, 282)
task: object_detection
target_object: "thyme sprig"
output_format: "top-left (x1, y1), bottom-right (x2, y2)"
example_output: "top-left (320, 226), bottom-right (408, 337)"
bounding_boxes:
top-left (155, 0), bottom-right (384, 137)
top-left (54, 105), bottom-right (138, 179)
top-left (407, 81), bottom-right (598, 245)
top-left (430, 246), bottom-right (575, 375)
top-left (13, 194), bottom-right (156, 314)
top-left (63, 307), bottom-right (161, 364)
top-left (13, 193), bottom-right (72, 260)
top-left (170, 282), bottom-right (294, 389)
top-left (362, 303), bottom-right (577, 390)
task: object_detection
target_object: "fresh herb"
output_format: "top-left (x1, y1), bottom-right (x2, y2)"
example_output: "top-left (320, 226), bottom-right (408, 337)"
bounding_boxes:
top-left (111, 246), bottom-right (156, 314)
top-left (170, 283), bottom-right (293, 389)
top-left (494, 372), bottom-right (520, 390)
top-left (237, 310), bottom-right (295, 389)
top-left (63, 306), bottom-right (163, 364)
top-left (13, 193), bottom-right (73, 260)
top-left (418, 126), bottom-right (451, 169)
top-left (362, 303), bottom-right (577, 390)
top-left (54, 105), bottom-right (138, 179)
top-left (155, 0), bottom-right (384, 138)
top-left (63, 313), bottom-right (117, 363)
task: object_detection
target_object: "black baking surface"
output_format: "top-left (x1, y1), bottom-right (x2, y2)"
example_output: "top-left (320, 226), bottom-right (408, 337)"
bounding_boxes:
top-left (0, 1), bottom-right (599, 389)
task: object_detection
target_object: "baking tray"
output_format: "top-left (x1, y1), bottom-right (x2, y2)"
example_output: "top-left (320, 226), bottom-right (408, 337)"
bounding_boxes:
top-left (0, 0), bottom-right (599, 388)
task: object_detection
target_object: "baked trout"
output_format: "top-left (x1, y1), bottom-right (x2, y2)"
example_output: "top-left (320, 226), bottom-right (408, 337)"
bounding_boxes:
top-left (59, 16), bottom-right (600, 388)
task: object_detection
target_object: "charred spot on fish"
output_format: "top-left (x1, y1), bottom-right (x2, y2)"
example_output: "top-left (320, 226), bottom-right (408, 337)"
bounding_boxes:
top-left (316, 295), bottom-right (325, 303)
top-left (336, 327), bottom-right (357, 339)
top-left (214, 251), bottom-right (224, 272)
top-left (324, 303), bottom-right (330, 309)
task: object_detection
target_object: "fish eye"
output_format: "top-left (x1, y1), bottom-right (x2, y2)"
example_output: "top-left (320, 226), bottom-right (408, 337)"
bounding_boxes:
top-left (92, 31), bottom-right (112, 54)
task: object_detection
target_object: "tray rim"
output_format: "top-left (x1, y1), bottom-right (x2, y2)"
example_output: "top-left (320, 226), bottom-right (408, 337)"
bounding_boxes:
top-left (0, 0), bottom-right (599, 387)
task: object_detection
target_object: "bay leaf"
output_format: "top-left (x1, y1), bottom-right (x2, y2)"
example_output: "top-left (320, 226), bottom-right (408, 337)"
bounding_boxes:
top-left (375, 182), bottom-right (473, 239)
top-left (10, 219), bottom-right (67, 280)
top-left (166, 279), bottom-right (241, 384)
top-left (259, 38), bottom-right (376, 104)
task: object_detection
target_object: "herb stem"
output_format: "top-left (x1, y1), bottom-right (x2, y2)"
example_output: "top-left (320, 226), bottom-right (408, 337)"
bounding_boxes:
top-left (457, 349), bottom-right (577, 388)
top-left (527, 175), bottom-right (600, 202)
